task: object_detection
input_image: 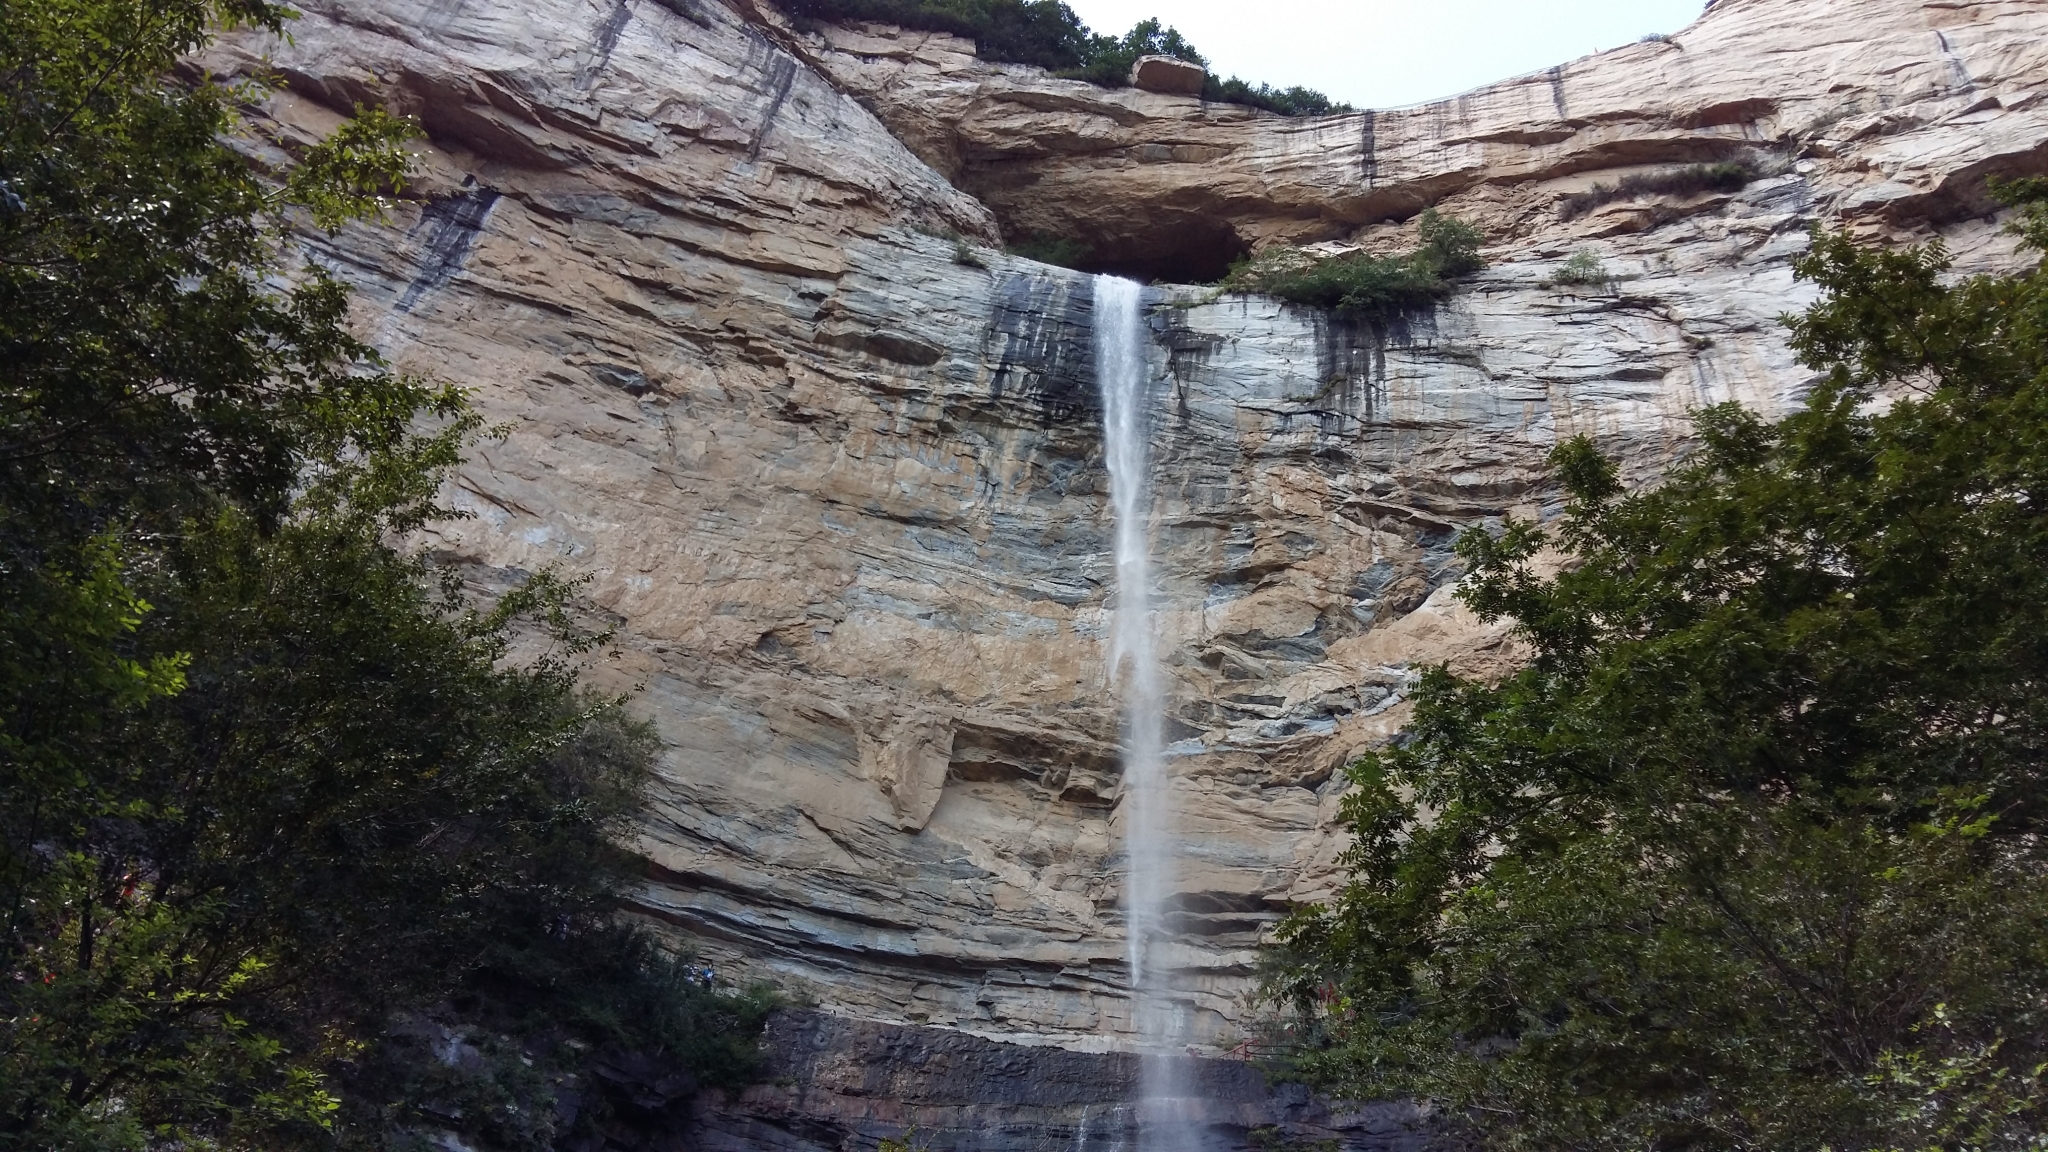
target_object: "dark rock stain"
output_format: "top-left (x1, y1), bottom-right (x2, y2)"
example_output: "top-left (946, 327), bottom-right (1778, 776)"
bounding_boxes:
top-left (395, 187), bottom-right (500, 313)
top-left (1155, 308), bottom-right (1224, 427)
top-left (979, 271), bottom-right (1111, 427)
top-left (747, 54), bottom-right (800, 162)
top-left (1314, 311), bottom-right (1410, 423)
top-left (1934, 30), bottom-right (1976, 95)
top-left (1548, 65), bottom-right (1568, 119)
top-left (575, 0), bottom-right (632, 89)
top-left (644, 0), bottom-right (711, 27)
top-left (1359, 108), bottom-right (1378, 187)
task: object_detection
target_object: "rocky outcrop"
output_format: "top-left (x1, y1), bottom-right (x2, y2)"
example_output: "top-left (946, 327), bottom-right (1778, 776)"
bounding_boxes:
top-left (205, 0), bottom-right (2048, 1104)
top-left (689, 1010), bottom-right (1433, 1151)
top-left (794, 0), bottom-right (2048, 279)
top-left (1130, 55), bottom-right (1206, 96)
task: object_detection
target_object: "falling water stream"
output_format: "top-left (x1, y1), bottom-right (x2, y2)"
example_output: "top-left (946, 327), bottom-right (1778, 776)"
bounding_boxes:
top-left (1093, 274), bottom-right (1197, 1150)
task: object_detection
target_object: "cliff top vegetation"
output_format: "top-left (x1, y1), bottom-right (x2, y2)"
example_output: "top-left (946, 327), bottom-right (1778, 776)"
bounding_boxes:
top-left (780, 0), bottom-right (1354, 116)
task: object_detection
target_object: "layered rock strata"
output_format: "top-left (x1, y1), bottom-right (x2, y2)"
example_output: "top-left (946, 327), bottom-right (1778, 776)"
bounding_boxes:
top-left (208, 0), bottom-right (2048, 1075)
top-left (791, 0), bottom-right (2048, 279)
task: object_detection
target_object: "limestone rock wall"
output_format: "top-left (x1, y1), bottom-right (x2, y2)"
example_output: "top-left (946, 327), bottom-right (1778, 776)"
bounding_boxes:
top-left (208, 0), bottom-right (2048, 1057)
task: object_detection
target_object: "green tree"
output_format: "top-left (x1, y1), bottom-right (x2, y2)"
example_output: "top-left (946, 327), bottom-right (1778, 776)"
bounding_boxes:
top-left (1268, 184), bottom-right (2048, 1151)
top-left (1059, 16), bottom-right (1203, 86)
top-left (0, 2), bottom-right (769, 1148)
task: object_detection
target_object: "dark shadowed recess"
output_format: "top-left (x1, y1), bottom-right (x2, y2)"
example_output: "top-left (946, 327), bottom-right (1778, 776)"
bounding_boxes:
top-left (1007, 217), bottom-right (1250, 283)
top-left (1105, 217), bottom-right (1250, 283)
top-left (686, 1010), bottom-right (1442, 1152)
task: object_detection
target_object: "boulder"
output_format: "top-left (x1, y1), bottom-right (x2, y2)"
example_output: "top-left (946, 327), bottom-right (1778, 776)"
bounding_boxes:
top-left (1128, 53), bottom-right (1205, 94)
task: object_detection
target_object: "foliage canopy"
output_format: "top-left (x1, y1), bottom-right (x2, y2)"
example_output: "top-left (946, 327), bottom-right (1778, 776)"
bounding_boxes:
top-left (1268, 183), bottom-right (2048, 1151)
top-left (0, 2), bottom-right (768, 1148)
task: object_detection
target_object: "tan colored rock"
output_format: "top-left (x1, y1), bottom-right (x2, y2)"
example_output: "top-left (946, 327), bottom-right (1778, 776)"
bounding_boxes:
top-left (795, 0), bottom-right (2048, 279)
top-left (200, 0), bottom-right (2048, 1054)
top-left (862, 715), bottom-right (955, 831)
top-left (1129, 54), bottom-right (1205, 95)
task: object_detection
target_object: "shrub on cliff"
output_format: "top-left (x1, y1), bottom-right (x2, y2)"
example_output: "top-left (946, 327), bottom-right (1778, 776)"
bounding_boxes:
top-left (1266, 181), bottom-right (2048, 1150)
top-left (0, 2), bottom-right (765, 1147)
top-left (1201, 77), bottom-right (1352, 117)
top-left (1054, 16), bottom-right (1203, 87)
top-left (1221, 210), bottom-right (1485, 318)
top-left (1547, 247), bottom-right (1612, 287)
top-left (780, 0), bottom-right (1352, 115)
top-left (781, 0), bottom-right (1090, 69)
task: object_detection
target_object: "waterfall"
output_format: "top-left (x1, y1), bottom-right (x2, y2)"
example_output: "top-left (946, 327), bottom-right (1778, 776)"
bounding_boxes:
top-left (1093, 274), bottom-right (1196, 1150)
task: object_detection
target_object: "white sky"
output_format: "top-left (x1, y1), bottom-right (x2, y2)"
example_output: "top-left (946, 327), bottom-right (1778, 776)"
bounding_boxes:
top-left (1064, 0), bottom-right (1713, 109)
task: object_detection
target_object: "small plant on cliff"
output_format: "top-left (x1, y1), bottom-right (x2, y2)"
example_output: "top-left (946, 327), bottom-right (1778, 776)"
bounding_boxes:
top-left (1547, 247), bottom-right (1612, 287)
top-left (1265, 180), bottom-right (2048, 1151)
top-left (1220, 210), bottom-right (1485, 318)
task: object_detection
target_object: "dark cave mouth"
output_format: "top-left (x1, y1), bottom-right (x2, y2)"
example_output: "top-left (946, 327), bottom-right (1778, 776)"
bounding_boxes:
top-left (1006, 219), bottom-right (1251, 285)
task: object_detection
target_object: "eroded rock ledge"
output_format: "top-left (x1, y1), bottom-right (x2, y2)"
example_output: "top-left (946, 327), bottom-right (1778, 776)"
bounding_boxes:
top-left (787, 0), bottom-right (2048, 279)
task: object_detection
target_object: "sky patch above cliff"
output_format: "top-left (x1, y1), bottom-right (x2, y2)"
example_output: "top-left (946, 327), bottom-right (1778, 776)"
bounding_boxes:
top-left (1064, 0), bottom-right (1708, 109)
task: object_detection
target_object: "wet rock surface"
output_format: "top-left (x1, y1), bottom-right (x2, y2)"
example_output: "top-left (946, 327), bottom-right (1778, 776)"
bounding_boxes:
top-left (689, 1010), bottom-right (1437, 1151)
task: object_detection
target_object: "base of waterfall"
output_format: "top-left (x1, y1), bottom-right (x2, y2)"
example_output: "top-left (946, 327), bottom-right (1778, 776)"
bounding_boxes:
top-left (683, 1010), bottom-right (1438, 1152)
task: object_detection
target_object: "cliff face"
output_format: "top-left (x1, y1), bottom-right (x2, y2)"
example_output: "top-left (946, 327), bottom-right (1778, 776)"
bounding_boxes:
top-left (792, 0), bottom-right (2048, 278)
top-left (210, 0), bottom-right (2047, 1076)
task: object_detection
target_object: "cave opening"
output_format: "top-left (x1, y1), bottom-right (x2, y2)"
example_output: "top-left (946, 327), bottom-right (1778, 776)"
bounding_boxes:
top-left (1006, 217), bottom-right (1251, 285)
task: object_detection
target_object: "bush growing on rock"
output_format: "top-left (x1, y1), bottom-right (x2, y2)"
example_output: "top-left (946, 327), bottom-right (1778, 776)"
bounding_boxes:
top-left (1201, 77), bottom-right (1353, 117)
top-left (1266, 181), bottom-right (2048, 1151)
top-left (1220, 210), bottom-right (1485, 317)
top-left (1006, 229), bottom-right (1093, 269)
top-left (1548, 247), bottom-right (1612, 287)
